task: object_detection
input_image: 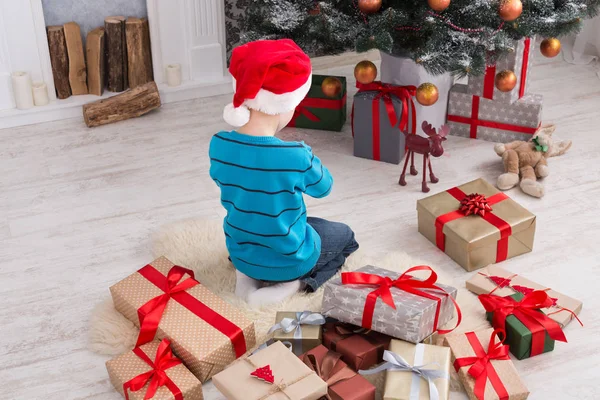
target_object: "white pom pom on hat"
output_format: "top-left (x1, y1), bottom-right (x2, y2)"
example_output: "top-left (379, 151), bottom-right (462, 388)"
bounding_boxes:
top-left (223, 39), bottom-right (312, 127)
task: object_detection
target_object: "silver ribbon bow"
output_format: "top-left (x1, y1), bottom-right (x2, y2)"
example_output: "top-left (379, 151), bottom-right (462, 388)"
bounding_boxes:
top-left (268, 311), bottom-right (326, 338)
top-left (359, 350), bottom-right (448, 400)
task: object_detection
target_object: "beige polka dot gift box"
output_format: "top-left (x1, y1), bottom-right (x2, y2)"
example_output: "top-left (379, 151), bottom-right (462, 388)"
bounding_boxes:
top-left (110, 256), bottom-right (257, 383)
top-left (106, 339), bottom-right (203, 399)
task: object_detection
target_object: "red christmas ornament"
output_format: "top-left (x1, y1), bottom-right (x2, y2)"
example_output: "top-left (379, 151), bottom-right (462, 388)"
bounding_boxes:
top-left (251, 365), bottom-right (275, 384)
top-left (459, 193), bottom-right (493, 217)
top-left (512, 285), bottom-right (535, 296)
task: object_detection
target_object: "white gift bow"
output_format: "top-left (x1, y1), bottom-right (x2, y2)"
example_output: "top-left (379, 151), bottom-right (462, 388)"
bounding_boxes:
top-left (268, 311), bottom-right (326, 339)
top-left (359, 350), bottom-right (448, 400)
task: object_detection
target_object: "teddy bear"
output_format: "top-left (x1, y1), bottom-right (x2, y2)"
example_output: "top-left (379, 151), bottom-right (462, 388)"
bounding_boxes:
top-left (494, 124), bottom-right (572, 198)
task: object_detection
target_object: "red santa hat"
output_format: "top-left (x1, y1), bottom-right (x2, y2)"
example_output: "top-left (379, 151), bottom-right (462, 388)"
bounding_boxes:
top-left (223, 39), bottom-right (312, 127)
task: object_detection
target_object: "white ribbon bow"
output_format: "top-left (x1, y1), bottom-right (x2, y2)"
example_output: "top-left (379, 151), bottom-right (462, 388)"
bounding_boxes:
top-left (359, 350), bottom-right (448, 400)
top-left (268, 311), bottom-right (326, 339)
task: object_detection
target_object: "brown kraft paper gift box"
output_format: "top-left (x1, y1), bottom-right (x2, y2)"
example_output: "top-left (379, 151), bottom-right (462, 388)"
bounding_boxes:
top-left (212, 341), bottom-right (328, 400)
top-left (466, 265), bottom-right (583, 328)
top-left (271, 311), bottom-right (324, 356)
top-left (106, 339), bottom-right (204, 400)
top-left (417, 178), bottom-right (536, 272)
top-left (445, 328), bottom-right (529, 400)
top-left (321, 322), bottom-right (391, 371)
top-left (382, 340), bottom-right (450, 400)
top-left (301, 344), bottom-right (376, 400)
top-left (110, 256), bottom-right (256, 383)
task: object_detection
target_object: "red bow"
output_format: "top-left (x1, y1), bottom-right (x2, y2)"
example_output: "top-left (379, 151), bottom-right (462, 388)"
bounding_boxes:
top-left (123, 339), bottom-right (183, 400)
top-left (454, 329), bottom-right (510, 400)
top-left (341, 266), bottom-right (462, 333)
top-left (356, 81), bottom-right (416, 133)
top-left (459, 193), bottom-right (492, 217)
top-left (135, 264), bottom-right (247, 357)
top-left (136, 265), bottom-right (199, 346)
top-left (478, 291), bottom-right (567, 357)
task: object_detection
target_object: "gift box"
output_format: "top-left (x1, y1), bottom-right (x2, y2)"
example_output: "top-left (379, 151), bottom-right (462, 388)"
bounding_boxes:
top-left (110, 256), bottom-right (256, 382)
top-left (212, 341), bottom-right (328, 400)
top-left (368, 340), bottom-right (451, 400)
top-left (447, 84), bottom-right (543, 143)
top-left (445, 328), bottom-right (529, 400)
top-left (352, 81), bottom-right (416, 164)
top-left (106, 339), bottom-right (203, 400)
top-left (321, 322), bottom-right (391, 371)
top-left (479, 291), bottom-right (567, 360)
top-left (467, 265), bottom-right (583, 328)
top-left (287, 75), bottom-right (347, 131)
top-left (269, 311), bottom-right (326, 356)
top-left (301, 344), bottom-right (376, 400)
top-left (467, 38), bottom-right (535, 105)
top-left (417, 178), bottom-right (536, 271)
top-left (321, 265), bottom-right (460, 344)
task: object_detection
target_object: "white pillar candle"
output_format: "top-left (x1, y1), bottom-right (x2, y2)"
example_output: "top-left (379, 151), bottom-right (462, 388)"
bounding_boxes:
top-left (166, 64), bottom-right (182, 87)
top-left (11, 71), bottom-right (34, 110)
top-left (32, 82), bottom-right (50, 106)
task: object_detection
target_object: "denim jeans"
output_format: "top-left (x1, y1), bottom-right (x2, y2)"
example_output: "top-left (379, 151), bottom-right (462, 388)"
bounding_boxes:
top-left (300, 217), bottom-right (359, 292)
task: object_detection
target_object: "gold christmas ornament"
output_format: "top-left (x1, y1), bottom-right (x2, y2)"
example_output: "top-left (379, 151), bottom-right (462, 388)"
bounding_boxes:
top-left (357, 0), bottom-right (382, 14)
top-left (428, 0), bottom-right (451, 12)
top-left (540, 38), bottom-right (561, 58)
top-left (499, 0), bottom-right (522, 21)
top-left (321, 77), bottom-right (343, 98)
top-left (354, 60), bottom-right (378, 85)
top-left (495, 70), bottom-right (518, 92)
top-left (416, 83), bottom-right (439, 106)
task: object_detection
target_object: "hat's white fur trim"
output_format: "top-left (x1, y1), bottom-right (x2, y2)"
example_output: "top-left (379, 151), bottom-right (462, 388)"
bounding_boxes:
top-left (223, 74), bottom-right (313, 127)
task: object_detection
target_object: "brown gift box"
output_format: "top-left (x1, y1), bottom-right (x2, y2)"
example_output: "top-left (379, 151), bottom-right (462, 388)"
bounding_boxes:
top-left (417, 178), bottom-right (536, 272)
top-left (322, 322), bottom-right (391, 371)
top-left (445, 329), bottom-right (529, 400)
top-left (212, 341), bottom-right (328, 400)
top-left (110, 256), bottom-right (257, 382)
top-left (466, 265), bottom-right (583, 328)
top-left (301, 344), bottom-right (376, 400)
top-left (106, 340), bottom-right (203, 400)
top-left (271, 312), bottom-right (324, 356)
top-left (383, 340), bottom-right (450, 400)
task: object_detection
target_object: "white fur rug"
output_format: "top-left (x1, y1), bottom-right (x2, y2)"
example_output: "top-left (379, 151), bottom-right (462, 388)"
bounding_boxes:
top-left (89, 218), bottom-right (488, 396)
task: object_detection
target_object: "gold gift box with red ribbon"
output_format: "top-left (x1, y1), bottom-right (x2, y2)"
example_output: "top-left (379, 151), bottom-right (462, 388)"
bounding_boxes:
top-left (417, 178), bottom-right (536, 272)
top-left (110, 256), bottom-right (256, 383)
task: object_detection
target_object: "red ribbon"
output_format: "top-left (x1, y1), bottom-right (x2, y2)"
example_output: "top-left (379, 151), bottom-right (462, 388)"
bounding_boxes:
top-left (435, 186), bottom-right (512, 263)
top-left (351, 81), bottom-right (417, 160)
top-left (454, 329), bottom-right (510, 400)
top-left (288, 93), bottom-right (347, 127)
top-left (341, 265), bottom-right (462, 333)
top-left (479, 291), bottom-right (567, 357)
top-left (482, 64), bottom-right (496, 99)
top-left (123, 339), bottom-right (183, 400)
top-left (519, 38), bottom-right (531, 98)
top-left (135, 264), bottom-right (247, 358)
top-left (447, 94), bottom-right (540, 139)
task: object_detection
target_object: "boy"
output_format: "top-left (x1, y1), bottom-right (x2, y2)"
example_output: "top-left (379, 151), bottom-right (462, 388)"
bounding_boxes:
top-left (209, 39), bottom-right (358, 306)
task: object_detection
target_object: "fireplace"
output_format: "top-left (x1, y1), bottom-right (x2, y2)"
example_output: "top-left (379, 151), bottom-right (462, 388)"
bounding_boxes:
top-left (0, 0), bottom-right (232, 129)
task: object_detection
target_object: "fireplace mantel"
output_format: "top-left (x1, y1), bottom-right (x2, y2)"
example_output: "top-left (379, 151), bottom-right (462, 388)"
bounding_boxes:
top-left (0, 0), bottom-right (232, 129)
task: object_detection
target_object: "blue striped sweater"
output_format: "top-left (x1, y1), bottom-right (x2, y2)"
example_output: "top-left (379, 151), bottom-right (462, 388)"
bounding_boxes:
top-left (209, 131), bottom-right (333, 281)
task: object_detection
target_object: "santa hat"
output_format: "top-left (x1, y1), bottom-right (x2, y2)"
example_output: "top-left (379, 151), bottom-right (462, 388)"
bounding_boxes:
top-left (223, 39), bottom-right (312, 127)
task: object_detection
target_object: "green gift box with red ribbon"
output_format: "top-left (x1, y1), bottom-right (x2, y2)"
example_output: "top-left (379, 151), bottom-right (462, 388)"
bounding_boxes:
top-left (479, 291), bottom-right (568, 360)
top-left (287, 75), bottom-right (347, 131)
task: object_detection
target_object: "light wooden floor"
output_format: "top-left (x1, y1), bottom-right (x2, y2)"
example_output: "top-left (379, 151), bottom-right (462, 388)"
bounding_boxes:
top-left (1, 50), bottom-right (599, 400)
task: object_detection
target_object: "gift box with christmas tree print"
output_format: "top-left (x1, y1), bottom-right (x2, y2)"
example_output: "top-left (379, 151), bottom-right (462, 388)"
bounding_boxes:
top-left (287, 75), bottom-right (347, 131)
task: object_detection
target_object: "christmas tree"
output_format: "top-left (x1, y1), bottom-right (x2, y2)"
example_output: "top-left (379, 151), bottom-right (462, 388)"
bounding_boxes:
top-left (240, 0), bottom-right (600, 76)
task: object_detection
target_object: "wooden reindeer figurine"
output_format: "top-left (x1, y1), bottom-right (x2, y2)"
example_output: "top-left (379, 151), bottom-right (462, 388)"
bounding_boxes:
top-left (399, 121), bottom-right (450, 193)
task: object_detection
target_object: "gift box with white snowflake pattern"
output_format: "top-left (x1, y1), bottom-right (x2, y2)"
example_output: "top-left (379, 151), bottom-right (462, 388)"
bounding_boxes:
top-left (320, 265), bottom-right (458, 344)
top-left (447, 84), bottom-right (543, 143)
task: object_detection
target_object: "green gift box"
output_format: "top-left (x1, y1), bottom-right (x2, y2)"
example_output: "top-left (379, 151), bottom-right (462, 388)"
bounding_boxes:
top-left (288, 75), bottom-right (347, 131)
top-left (485, 292), bottom-right (557, 360)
